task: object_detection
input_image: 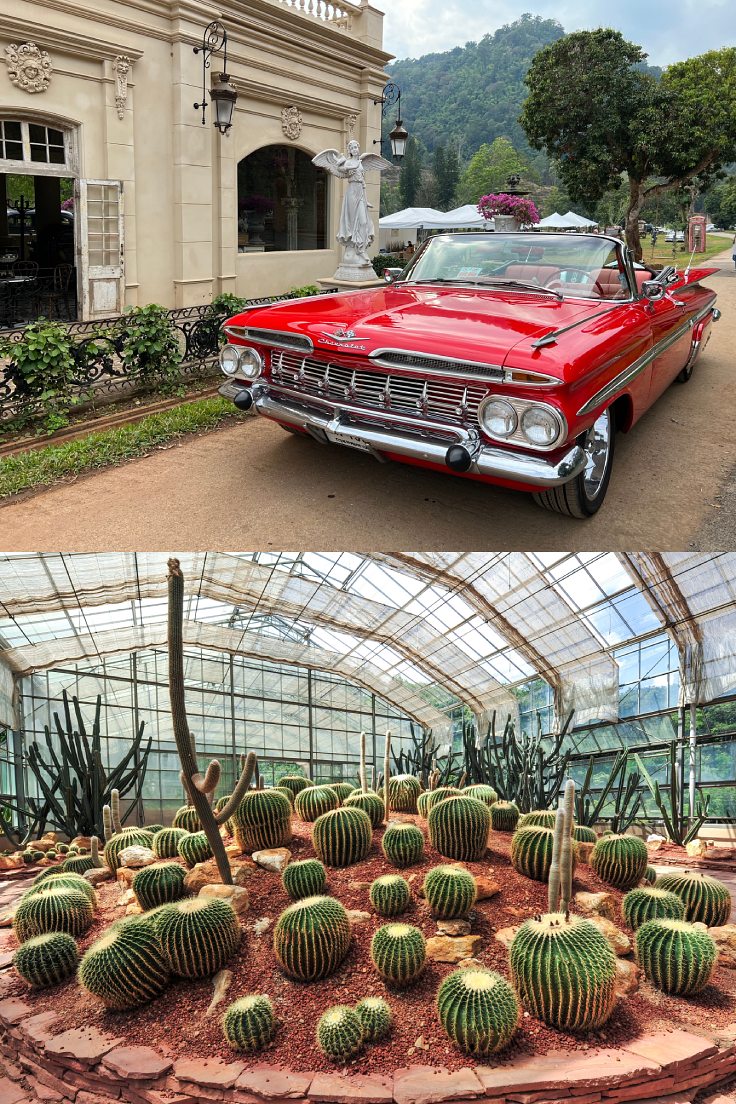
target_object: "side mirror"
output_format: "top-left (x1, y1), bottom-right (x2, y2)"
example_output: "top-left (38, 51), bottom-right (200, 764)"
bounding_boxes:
top-left (641, 280), bottom-right (666, 302)
top-left (383, 267), bottom-right (403, 284)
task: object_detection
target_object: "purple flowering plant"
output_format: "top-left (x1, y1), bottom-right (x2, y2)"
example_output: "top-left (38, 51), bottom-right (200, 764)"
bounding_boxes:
top-left (478, 193), bottom-right (540, 224)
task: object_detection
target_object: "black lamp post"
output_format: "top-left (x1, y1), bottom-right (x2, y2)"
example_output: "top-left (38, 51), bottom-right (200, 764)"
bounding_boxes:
top-left (194, 21), bottom-right (238, 135)
top-left (373, 81), bottom-right (408, 160)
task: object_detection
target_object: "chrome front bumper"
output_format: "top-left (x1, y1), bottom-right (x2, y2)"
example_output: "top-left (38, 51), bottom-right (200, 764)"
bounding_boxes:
top-left (220, 380), bottom-right (587, 489)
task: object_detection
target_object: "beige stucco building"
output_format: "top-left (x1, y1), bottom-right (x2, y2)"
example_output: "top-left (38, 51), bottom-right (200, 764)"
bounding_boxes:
top-left (0, 0), bottom-right (391, 319)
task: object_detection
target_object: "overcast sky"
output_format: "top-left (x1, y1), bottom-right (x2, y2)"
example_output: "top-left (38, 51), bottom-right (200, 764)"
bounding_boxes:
top-left (383, 0), bottom-right (734, 64)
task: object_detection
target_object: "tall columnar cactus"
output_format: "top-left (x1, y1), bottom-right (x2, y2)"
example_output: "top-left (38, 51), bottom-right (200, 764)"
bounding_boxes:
top-left (371, 923), bottom-right (426, 987)
top-left (13, 932), bottom-right (79, 988)
top-left (622, 887), bottom-right (685, 930)
top-left (510, 913), bottom-right (617, 1031)
top-left (294, 785), bottom-right (339, 823)
top-left (590, 834), bottom-right (648, 891)
top-left (103, 827), bottom-right (154, 873)
top-left (102, 789), bottom-right (122, 842)
top-left (25, 872), bottom-right (96, 905)
top-left (356, 996), bottom-right (392, 1042)
top-left (388, 775), bottom-right (422, 813)
top-left (370, 874), bottom-right (411, 917)
top-left (383, 731), bottom-right (391, 825)
top-left (437, 968), bottom-right (519, 1056)
top-left (548, 779), bottom-right (576, 915)
top-left (518, 810), bottom-right (558, 829)
top-left (489, 800), bottom-right (519, 832)
top-left (423, 865), bottom-right (477, 919)
top-left (78, 915), bottom-right (170, 1009)
top-left (273, 895), bottom-right (351, 981)
top-left (636, 918), bottom-right (717, 994)
top-left (317, 1005), bottom-right (364, 1063)
top-left (132, 862), bottom-right (187, 910)
top-left (330, 782), bottom-right (357, 805)
top-left (344, 791), bottom-right (384, 828)
top-left (573, 825), bottom-right (597, 844)
top-left (14, 886), bottom-right (94, 942)
top-left (278, 775), bottom-right (313, 798)
top-left (655, 870), bottom-right (731, 927)
top-left (167, 559), bottom-right (257, 885)
top-left (511, 826), bottom-right (559, 882)
top-left (178, 831), bottom-right (214, 868)
top-left (157, 897), bottom-right (241, 978)
top-left (172, 806), bottom-right (202, 833)
top-left (381, 823), bottom-right (424, 867)
top-left (233, 790), bottom-right (292, 852)
top-left (282, 859), bottom-right (327, 901)
top-left (152, 827), bottom-right (189, 859)
top-left (428, 795), bottom-right (491, 861)
top-left (312, 807), bottom-right (372, 868)
top-left (222, 995), bottom-right (277, 1051)
top-left (463, 784), bottom-right (499, 807)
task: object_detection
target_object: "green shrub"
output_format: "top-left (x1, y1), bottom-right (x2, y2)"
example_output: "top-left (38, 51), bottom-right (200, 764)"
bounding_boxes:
top-left (344, 791), bottom-right (384, 827)
top-left (282, 858), bottom-right (327, 900)
top-left (655, 870), bottom-right (731, 926)
top-left (387, 775), bottom-right (421, 813)
top-left (222, 994), bottom-right (276, 1051)
top-left (211, 293), bottom-right (248, 316)
top-left (13, 886), bottom-right (94, 942)
top-left (312, 806), bottom-right (372, 867)
top-left (273, 895), bottom-right (350, 981)
top-left (370, 874), bottom-right (411, 917)
top-left (635, 918), bottom-right (717, 995)
top-left (622, 887), bottom-right (685, 930)
top-left (233, 789), bottom-right (292, 852)
top-left (0, 319), bottom-right (79, 432)
top-left (372, 253), bottom-right (403, 277)
top-left (489, 801), bottom-right (519, 831)
top-left (288, 284), bottom-right (321, 298)
top-left (13, 931), bottom-right (79, 988)
top-left (116, 304), bottom-right (182, 393)
top-left (178, 831), bottom-right (213, 868)
top-left (428, 795), bottom-right (491, 861)
top-left (371, 923), bottom-right (426, 987)
top-left (132, 862), bottom-right (187, 910)
top-left (590, 834), bottom-right (648, 891)
top-left (152, 827), bottom-right (189, 859)
top-left (437, 968), bottom-right (518, 1055)
top-left (294, 784), bottom-right (339, 822)
top-left (381, 823), bottom-right (424, 867)
top-left (78, 915), bottom-right (169, 1008)
top-left (317, 1005), bottom-right (364, 1062)
top-left (423, 864), bottom-right (476, 919)
top-left (356, 996), bottom-right (392, 1042)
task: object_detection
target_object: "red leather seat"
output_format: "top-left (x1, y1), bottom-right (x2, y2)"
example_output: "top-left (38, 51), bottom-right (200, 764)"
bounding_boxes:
top-left (503, 264), bottom-right (561, 284)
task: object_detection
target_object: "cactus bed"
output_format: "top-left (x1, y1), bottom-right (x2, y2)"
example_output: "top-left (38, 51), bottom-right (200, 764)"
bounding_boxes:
top-left (1, 815), bottom-right (734, 1076)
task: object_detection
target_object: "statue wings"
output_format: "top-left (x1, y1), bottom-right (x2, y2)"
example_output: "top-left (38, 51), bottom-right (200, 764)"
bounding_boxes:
top-left (360, 153), bottom-right (393, 173)
top-left (312, 149), bottom-right (345, 172)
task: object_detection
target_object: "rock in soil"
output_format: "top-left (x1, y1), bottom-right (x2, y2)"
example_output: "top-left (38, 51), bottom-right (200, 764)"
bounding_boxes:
top-left (198, 884), bottom-right (249, 918)
top-left (588, 915), bottom-right (631, 956)
top-left (614, 958), bottom-right (641, 997)
top-left (709, 925), bottom-right (736, 968)
top-left (252, 848), bottom-right (291, 873)
top-left (426, 934), bottom-right (483, 963)
top-left (118, 845), bottom-right (156, 868)
top-left (574, 890), bottom-right (616, 920)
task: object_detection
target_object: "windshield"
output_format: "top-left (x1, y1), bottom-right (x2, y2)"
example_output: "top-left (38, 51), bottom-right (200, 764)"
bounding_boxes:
top-left (403, 233), bottom-right (632, 300)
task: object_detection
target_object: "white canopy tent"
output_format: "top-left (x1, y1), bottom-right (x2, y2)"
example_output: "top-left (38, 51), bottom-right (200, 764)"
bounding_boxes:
top-left (378, 207), bottom-right (446, 230)
top-left (537, 210), bottom-right (598, 230)
top-left (562, 210), bottom-right (598, 228)
top-left (431, 204), bottom-right (494, 229)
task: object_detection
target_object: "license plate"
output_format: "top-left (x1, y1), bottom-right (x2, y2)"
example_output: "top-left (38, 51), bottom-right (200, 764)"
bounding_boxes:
top-left (329, 429), bottom-right (373, 453)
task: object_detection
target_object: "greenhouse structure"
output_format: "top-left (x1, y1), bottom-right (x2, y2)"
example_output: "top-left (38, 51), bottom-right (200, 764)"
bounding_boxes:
top-left (0, 551), bottom-right (735, 1100)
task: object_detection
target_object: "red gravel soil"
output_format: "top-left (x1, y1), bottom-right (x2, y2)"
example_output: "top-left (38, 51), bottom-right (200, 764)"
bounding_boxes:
top-left (2, 816), bottom-right (736, 1074)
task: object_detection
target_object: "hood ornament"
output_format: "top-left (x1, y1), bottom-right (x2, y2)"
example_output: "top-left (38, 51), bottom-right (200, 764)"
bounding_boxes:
top-left (321, 327), bottom-right (357, 341)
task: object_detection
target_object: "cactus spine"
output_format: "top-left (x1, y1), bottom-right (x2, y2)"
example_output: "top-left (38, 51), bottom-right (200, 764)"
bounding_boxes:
top-left (370, 874), bottom-right (411, 917)
top-left (356, 996), bottom-right (392, 1041)
top-left (381, 823), bottom-right (424, 867)
top-left (78, 916), bottom-right (170, 1009)
top-left (344, 791), bottom-right (384, 827)
top-left (13, 887), bottom-right (94, 942)
top-left (178, 831), bottom-right (214, 868)
top-left (312, 807), bottom-right (372, 867)
top-left (423, 865), bottom-right (477, 919)
top-left (437, 968), bottom-right (519, 1056)
top-left (233, 789), bottom-right (292, 852)
top-left (387, 775), bottom-right (421, 813)
top-left (152, 827), bottom-right (189, 859)
top-left (428, 795), bottom-right (491, 861)
top-left (317, 1005), bottom-right (364, 1062)
top-left (282, 859), bottom-right (327, 900)
top-left (635, 918), bottom-right (717, 995)
top-left (590, 834), bottom-right (648, 891)
top-left (463, 784), bottom-right (498, 807)
top-left (654, 870), bottom-right (731, 927)
top-left (273, 895), bottom-right (351, 981)
top-left (425, 786), bottom-right (462, 812)
top-left (13, 932), bottom-right (79, 988)
top-left (222, 995), bottom-right (276, 1051)
top-left (622, 887), bottom-right (685, 930)
top-left (294, 785), bottom-right (339, 822)
top-left (489, 801), bottom-right (519, 832)
top-left (157, 897), bottom-right (241, 978)
top-left (61, 855), bottom-right (96, 875)
top-left (371, 923), bottom-right (426, 987)
top-left (132, 862), bottom-right (187, 910)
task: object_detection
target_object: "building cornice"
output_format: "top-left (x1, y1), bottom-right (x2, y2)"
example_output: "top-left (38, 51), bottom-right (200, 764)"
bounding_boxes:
top-left (0, 14), bottom-right (145, 61)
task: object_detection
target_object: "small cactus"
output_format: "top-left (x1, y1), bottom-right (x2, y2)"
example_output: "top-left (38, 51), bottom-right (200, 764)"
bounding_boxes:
top-left (381, 823), bottom-right (424, 867)
top-left (590, 834), bottom-right (648, 891)
top-left (233, 789), bottom-right (292, 853)
top-left (78, 915), bottom-right (170, 1009)
top-left (24, 872), bottom-right (96, 905)
top-left (654, 870), bottom-right (731, 927)
top-left (103, 828), bottom-right (154, 874)
top-left (573, 825), bottom-right (597, 844)
top-left (152, 827), bottom-right (189, 859)
top-left (222, 994), bottom-right (276, 1051)
top-left (13, 932), bottom-right (79, 988)
top-left (387, 775), bottom-right (422, 813)
top-left (317, 1004), bottom-right (364, 1062)
top-left (356, 996), bottom-right (392, 1041)
top-left (463, 784), bottom-right (499, 807)
top-left (489, 801), bottom-right (520, 832)
top-left (330, 782), bottom-right (357, 804)
top-left (643, 865), bottom-right (657, 885)
top-left (172, 805), bottom-right (202, 833)
top-left (518, 810), bottom-right (557, 829)
top-left (157, 897), bottom-right (241, 978)
top-left (282, 858), bottom-right (327, 900)
top-left (622, 887), bottom-right (685, 930)
top-left (428, 795), bottom-right (491, 862)
top-left (370, 874), bottom-right (411, 917)
top-left (13, 887), bottom-right (94, 942)
top-left (178, 831), bottom-right (214, 868)
top-left (423, 864), bottom-right (477, 919)
top-left (371, 923), bottom-right (426, 987)
top-left (273, 895), bottom-right (351, 981)
top-left (437, 968), bottom-right (519, 1055)
top-left (344, 791), bottom-right (384, 828)
top-left (62, 855), bottom-right (96, 876)
top-left (636, 918), bottom-right (717, 995)
top-left (132, 863), bottom-right (187, 911)
top-left (312, 807), bottom-right (372, 868)
top-left (294, 785), bottom-right (339, 822)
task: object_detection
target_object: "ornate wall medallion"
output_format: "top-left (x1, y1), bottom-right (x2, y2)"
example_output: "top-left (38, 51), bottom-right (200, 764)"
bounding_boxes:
top-left (281, 106), bottom-right (303, 140)
top-left (112, 56), bottom-right (131, 120)
top-left (345, 114), bottom-right (358, 138)
top-left (5, 42), bottom-right (52, 93)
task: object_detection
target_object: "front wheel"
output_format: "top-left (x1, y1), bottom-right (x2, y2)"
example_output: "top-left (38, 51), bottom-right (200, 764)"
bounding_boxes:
top-left (532, 407), bottom-right (615, 518)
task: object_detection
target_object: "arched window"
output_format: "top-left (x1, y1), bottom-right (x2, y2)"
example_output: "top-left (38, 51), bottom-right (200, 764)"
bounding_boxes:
top-left (237, 145), bottom-right (327, 253)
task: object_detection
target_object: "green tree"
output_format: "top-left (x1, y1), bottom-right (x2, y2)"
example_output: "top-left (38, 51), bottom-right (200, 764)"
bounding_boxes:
top-left (399, 138), bottom-right (423, 207)
top-left (702, 176), bottom-right (736, 228)
top-left (540, 184), bottom-right (570, 217)
top-left (433, 145), bottom-right (460, 208)
top-left (455, 138), bottom-right (529, 205)
top-left (520, 30), bottom-right (736, 258)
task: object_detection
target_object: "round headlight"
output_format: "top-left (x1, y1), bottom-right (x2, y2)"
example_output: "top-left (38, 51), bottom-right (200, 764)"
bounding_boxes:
top-left (520, 405), bottom-right (563, 447)
top-left (480, 399), bottom-right (518, 438)
top-left (219, 344), bottom-right (241, 376)
top-left (238, 348), bottom-right (264, 380)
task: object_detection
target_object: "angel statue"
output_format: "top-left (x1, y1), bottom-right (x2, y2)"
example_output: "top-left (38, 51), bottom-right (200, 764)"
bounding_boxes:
top-left (313, 140), bottom-right (392, 280)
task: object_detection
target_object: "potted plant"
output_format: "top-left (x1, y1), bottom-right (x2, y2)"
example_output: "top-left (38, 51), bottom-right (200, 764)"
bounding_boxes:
top-left (478, 193), bottom-right (540, 232)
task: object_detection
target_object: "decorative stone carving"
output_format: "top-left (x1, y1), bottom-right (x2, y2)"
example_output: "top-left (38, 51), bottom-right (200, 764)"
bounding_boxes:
top-left (112, 55), bottom-right (131, 120)
top-left (312, 141), bottom-right (392, 281)
top-left (345, 114), bottom-right (358, 139)
top-left (281, 106), bottom-right (302, 140)
top-left (5, 42), bottom-right (52, 94)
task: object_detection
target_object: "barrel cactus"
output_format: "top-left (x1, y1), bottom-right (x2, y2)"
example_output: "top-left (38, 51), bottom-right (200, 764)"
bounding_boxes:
top-left (282, 858), bottom-right (327, 900)
top-left (655, 870), bottom-right (731, 927)
top-left (152, 827), bottom-right (189, 859)
top-left (222, 995), bottom-right (276, 1051)
top-left (14, 887), bottom-right (94, 942)
top-left (636, 918), bottom-right (717, 995)
top-left (157, 897), bottom-right (241, 978)
top-left (233, 789), bottom-right (292, 853)
top-left (273, 895), bottom-right (351, 981)
top-left (643, 865), bottom-right (657, 885)
top-left (622, 887), bottom-right (685, 930)
top-left (573, 825), bottom-right (597, 844)
top-left (146, 824), bottom-right (164, 835)
top-left (295, 785), bottom-right (340, 822)
top-left (317, 1005), bottom-right (364, 1062)
top-left (428, 795), bottom-right (490, 861)
top-left (381, 823), bottom-right (424, 867)
top-left (344, 791), bottom-right (384, 828)
top-left (279, 775), bottom-right (313, 798)
top-left (371, 922), bottom-right (426, 987)
top-left (178, 831), bottom-right (213, 868)
top-left (417, 791), bottom-right (432, 818)
top-left (103, 828), bottom-right (154, 873)
top-left (62, 855), bottom-right (95, 876)
top-left (518, 810), bottom-right (557, 830)
top-left (590, 834), bottom-right (648, 891)
top-left (78, 915), bottom-right (170, 1009)
top-left (489, 801), bottom-right (520, 832)
top-left (214, 794), bottom-right (237, 830)
top-left (388, 775), bottom-right (421, 813)
top-left (13, 932), bottom-right (79, 988)
top-left (437, 968), bottom-right (519, 1056)
top-left (370, 874), bottom-right (411, 917)
top-left (172, 805), bottom-right (202, 833)
top-left (330, 782), bottom-right (357, 804)
top-left (463, 784), bottom-right (498, 807)
top-left (423, 864), bottom-right (477, 919)
top-left (425, 786), bottom-right (462, 813)
top-left (132, 862), bottom-right (187, 911)
top-left (25, 872), bottom-right (96, 905)
top-left (356, 996), bottom-right (392, 1042)
top-left (509, 913), bottom-right (617, 1031)
top-left (312, 806), bottom-right (372, 867)
top-left (512, 826), bottom-right (576, 883)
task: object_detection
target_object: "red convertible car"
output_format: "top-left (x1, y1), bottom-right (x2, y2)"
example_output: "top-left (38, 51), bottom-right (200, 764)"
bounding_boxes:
top-left (218, 233), bottom-right (719, 517)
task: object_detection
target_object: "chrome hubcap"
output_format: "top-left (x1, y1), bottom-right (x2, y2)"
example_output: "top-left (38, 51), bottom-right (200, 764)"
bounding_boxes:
top-left (582, 410), bottom-right (611, 501)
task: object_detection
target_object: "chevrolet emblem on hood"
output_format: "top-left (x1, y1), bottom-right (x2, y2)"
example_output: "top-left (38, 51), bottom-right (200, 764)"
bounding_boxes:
top-left (321, 327), bottom-right (357, 341)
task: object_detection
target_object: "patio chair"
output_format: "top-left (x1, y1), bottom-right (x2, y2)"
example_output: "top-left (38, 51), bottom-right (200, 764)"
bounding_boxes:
top-left (13, 260), bottom-right (39, 278)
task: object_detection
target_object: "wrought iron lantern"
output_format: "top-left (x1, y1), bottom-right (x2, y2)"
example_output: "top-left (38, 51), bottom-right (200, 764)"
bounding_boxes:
top-left (373, 81), bottom-right (409, 160)
top-left (194, 21), bottom-right (237, 135)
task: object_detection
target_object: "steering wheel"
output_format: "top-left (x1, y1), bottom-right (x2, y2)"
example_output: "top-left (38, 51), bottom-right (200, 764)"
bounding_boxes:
top-left (544, 267), bottom-right (606, 296)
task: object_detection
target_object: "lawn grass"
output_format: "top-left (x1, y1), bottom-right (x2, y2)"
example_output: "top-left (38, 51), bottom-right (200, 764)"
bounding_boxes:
top-left (641, 233), bottom-right (733, 267)
top-left (0, 395), bottom-right (243, 499)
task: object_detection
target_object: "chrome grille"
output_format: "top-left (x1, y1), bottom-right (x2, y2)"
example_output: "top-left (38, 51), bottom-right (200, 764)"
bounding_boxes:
top-left (373, 349), bottom-right (503, 380)
top-left (269, 351), bottom-right (490, 425)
